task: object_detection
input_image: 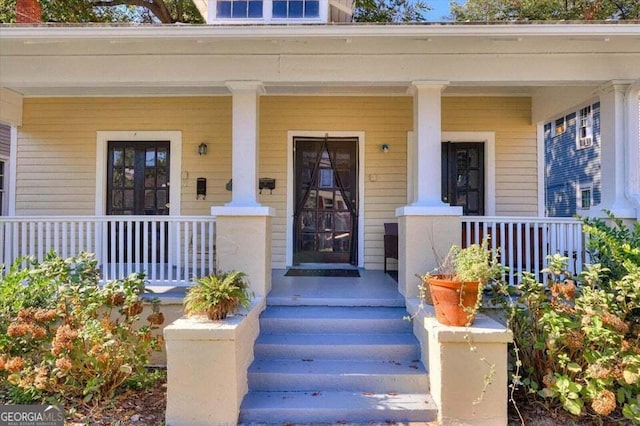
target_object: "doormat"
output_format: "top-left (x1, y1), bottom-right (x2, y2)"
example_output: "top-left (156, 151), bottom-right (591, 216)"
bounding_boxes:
top-left (285, 269), bottom-right (360, 278)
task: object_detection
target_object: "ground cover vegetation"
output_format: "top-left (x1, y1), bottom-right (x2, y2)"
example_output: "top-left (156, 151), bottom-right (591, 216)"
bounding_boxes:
top-left (0, 253), bottom-right (164, 411)
top-left (489, 213), bottom-right (640, 424)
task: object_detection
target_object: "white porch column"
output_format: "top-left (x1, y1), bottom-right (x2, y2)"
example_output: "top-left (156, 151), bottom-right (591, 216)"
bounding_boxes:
top-left (212, 81), bottom-right (274, 298)
top-left (397, 82), bottom-right (462, 300)
top-left (597, 82), bottom-right (636, 219)
top-left (409, 81), bottom-right (450, 208)
top-left (226, 81), bottom-right (264, 207)
top-left (624, 80), bottom-right (640, 220)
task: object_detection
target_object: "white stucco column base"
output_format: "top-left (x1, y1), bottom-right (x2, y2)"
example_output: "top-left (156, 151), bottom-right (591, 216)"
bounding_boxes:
top-left (212, 206), bottom-right (275, 298)
top-left (164, 297), bottom-right (265, 426)
top-left (419, 310), bottom-right (513, 426)
top-left (396, 206), bottom-right (462, 299)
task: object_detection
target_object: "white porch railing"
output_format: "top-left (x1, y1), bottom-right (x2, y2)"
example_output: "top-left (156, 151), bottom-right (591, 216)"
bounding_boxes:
top-left (0, 216), bottom-right (216, 286)
top-left (461, 216), bottom-right (587, 285)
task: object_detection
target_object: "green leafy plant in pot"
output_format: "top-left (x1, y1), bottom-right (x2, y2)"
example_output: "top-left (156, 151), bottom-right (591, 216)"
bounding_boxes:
top-left (184, 271), bottom-right (252, 320)
top-left (426, 237), bottom-right (506, 326)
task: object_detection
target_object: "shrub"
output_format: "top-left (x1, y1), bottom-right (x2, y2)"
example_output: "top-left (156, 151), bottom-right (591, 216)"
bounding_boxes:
top-left (491, 216), bottom-right (640, 423)
top-left (0, 252), bottom-right (163, 404)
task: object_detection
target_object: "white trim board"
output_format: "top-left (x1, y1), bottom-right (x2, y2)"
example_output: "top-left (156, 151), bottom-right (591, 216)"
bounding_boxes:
top-left (95, 131), bottom-right (182, 216)
top-left (536, 123), bottom-right (546, 216)
top-left (441, 131), bottom-right (496, 216)
top-left (8, 125), bottom-right (17, 215)
top-left (286, 131), bottom-right (366, 268)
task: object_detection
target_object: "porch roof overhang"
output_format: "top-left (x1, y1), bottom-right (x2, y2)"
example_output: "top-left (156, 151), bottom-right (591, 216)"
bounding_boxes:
top-left (1, 23), bottom-right (639, 99)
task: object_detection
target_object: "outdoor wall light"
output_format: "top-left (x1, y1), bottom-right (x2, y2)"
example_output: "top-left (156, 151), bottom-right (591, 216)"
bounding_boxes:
top-left (198, 142), bottom-right (208, 156)
top-left (381, 144), bottom-right (390, 153)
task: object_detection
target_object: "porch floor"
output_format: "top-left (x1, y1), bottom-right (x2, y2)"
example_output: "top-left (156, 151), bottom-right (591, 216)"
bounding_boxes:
top-left (269, 269), bottom-right (405, 307)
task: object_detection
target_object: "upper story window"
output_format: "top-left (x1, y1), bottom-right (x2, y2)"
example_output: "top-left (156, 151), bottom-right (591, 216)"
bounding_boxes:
top-left (554, 117), bottom-right (566, 136)
top-left (273, 0), bottom-right (320, 18)
top-left (217, 0), bottom-right (263, 18)
top-left (577, 105), bottom-right (593, 149)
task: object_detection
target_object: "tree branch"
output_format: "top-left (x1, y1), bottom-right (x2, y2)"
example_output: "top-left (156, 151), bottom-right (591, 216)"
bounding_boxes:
top-left (90, 0), bottom-right (174, 23)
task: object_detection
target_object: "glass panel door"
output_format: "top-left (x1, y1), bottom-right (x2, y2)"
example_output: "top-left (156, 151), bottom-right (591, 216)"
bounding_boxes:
top-left (442, 142), bottom-right (484, 216)
top-left (107, 141), bottom-right (170, 262)
top-left (294, 137), bottom-right (358, 264)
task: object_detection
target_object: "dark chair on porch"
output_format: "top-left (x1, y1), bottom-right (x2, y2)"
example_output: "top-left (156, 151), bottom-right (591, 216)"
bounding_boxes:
top-left (383, 223), bottom-right (398, 273)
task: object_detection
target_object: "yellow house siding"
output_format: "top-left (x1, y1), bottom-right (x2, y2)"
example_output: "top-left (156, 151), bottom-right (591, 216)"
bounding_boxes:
top-left (442, 97), bottom-right (537, 216)
top-left (259, 96), bottom-right (412, 269)
top-left (16, 95), bottom-right (536, 270)
top-left (17, 97), bottom-right (232, 215)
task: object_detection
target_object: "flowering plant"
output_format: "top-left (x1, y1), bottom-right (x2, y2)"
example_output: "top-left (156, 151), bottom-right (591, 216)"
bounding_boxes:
top-left (0, 253), bottom-right (163, 404)
top-left (490, 217), bottom-right (640, 422)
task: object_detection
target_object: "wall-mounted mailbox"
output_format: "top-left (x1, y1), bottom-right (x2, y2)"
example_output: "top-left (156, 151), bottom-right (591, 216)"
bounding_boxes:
top-left (197, 178), bottom-right (207, 199)
top-left (259, 178), bottom-right (276, 194)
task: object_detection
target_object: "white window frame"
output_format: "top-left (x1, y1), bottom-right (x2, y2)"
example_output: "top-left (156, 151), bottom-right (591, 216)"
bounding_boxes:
top-left (577, 183), bottom-right (594, 211)
top-left (576, 105), bottom-right (594, 149)
top-left (0, 156), bottom-right (8, 216)
top-left (0, 121), bottom-right (16, 216)
top-left (209, 0), bottom-right (327, 23)
top-left (95, 131), bottom-right (182, 216)
top-left (285, 130), bottom-right (365, 268)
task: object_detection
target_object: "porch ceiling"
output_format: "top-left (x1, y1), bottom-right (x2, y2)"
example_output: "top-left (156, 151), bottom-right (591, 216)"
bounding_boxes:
top-left (1, 24), bottom-right (638, 97)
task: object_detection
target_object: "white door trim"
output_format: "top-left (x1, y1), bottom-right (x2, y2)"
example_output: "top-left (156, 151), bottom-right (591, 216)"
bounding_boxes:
top-left (95, 131), bottom-right (182, 216)
top-left (441, 131), bottom-right (496, 216)
top-left (286, 131), bottom-right (365, 268)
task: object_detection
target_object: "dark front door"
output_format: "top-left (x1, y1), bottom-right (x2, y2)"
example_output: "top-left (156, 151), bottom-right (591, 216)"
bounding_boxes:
top-left (106, 141), bottom-right (170, 261)
top-left (294, 137), bottom-right (358, 265)
top-left (442, 142), bottom-right (485, 216)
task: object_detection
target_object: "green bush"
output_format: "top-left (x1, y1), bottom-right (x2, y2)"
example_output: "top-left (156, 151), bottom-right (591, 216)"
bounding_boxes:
top-left (0, 252), bottom-right (163, 404)
top-left (491, 215), bottom-right (640, 423)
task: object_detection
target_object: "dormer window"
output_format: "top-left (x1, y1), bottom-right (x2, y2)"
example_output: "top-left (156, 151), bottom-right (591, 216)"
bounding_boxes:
top-left (214, 0), bottom-right (324, 20)
top-left (217, 0), bottom-right (263, 18)
top-left (273, 0), bottom-right (320, 18)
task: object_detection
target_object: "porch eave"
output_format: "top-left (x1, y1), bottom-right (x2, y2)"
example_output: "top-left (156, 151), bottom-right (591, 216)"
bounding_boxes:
top-left (2, 22), bottom-right (640, 40)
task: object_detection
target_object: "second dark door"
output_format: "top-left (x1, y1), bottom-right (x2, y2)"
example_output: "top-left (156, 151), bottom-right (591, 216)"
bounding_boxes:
top-left (442, 142), bottom-right (485, 216)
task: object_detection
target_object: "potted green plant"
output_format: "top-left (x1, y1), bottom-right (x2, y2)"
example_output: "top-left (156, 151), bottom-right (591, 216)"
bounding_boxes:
top-left (184, 271), bottom-right (252, 321)
top-left (423, 238), bottom-right (505, 326)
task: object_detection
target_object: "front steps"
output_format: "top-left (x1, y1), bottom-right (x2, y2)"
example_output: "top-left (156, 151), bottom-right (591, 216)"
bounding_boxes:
top-left (239, 303), bottom-right (437, 424)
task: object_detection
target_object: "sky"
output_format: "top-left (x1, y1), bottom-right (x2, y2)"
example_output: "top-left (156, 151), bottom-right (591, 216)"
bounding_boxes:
top-left (424, 0), bottom-right (464, 21)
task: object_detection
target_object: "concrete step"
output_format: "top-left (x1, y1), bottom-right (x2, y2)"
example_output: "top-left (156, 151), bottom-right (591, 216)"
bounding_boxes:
top-left (248, 359), bottom-right (428, 392)
top-left (239, 391), bottom-right (438, 424)
top-left (266, 296), bottom-right (406, 307)
top-left (259, 306), bottom-right (412, 334)
top-left (253, 333), bottom-right (421, 360)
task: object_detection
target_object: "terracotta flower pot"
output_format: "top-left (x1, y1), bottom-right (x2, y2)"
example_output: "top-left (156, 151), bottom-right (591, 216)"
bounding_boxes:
top-left (427, 275), bottom-right (480, 326)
